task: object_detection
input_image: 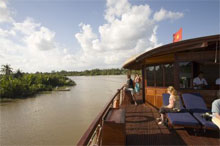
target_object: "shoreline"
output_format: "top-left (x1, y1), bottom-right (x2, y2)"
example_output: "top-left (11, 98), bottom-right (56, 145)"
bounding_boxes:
top-left (0, 85), bottom-right (74, 101)
top-left (0, 74), bottom-right (76, 99)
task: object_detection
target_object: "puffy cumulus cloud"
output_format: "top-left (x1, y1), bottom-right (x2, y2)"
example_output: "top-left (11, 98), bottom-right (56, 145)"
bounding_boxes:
top-left (12, 18), bottom-right (56, 51)
top-left (105, 0), bottom-right (131, 23)
top-left (0, 10), bottom-right (76, 72)
top-left (0, 28), bottom-right (15, 37)
top-left (0, 32), bottom-right (76, 72)
top-left (75, 24), bottom-right (98, 53)
top-left (24, 26), bottom-right (56, 51)
top-left (153, 8), bottom-right (184, 22)
top-left (0, 0), bottom-right (13, 23)
top-left (13, 18), bottom-right (41, 35)
top-left (75, 0), bottom-right (183, 69)
top-left (75, 0), bottom-right (155, 67)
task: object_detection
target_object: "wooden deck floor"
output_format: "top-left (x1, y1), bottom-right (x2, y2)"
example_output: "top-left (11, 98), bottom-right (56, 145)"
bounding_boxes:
top-left (124, 94), bottom-right (220, 145)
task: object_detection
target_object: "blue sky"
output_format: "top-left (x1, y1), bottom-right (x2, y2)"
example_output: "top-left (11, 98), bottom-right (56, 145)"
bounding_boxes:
top-left (0, 0), bottom-right (219, 72)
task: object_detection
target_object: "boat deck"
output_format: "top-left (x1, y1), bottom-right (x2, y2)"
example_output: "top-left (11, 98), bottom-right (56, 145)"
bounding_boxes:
top-left (124, 94), bottom-right (220, 145)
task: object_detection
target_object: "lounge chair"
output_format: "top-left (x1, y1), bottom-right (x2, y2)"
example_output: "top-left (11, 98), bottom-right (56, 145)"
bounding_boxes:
top-left (162, 93), bottom-right (200, 129)
top-left (182, 93), bottom-right (218, 130)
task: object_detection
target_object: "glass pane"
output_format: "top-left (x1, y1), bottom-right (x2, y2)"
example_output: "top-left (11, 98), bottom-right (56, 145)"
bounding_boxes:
top-left (164, 64), bottom-right (174, 86)
top-left (155, 65), bottom-right (163, 86)
top-left (146, 66), bottom-right (154, 86)
top-left (200, 64), bottom-right (219, 89)
top-left (179, 62), bottom-right (192, 89)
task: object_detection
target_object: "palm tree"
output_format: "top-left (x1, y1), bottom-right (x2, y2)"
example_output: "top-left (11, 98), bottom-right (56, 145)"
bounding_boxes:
top-left (1, 64), bottom-right (13, 75)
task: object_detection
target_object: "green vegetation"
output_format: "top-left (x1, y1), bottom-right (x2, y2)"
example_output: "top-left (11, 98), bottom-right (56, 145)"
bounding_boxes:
top-left (0, 65), bottom-right (76, 99)
top-left (51, 68), bottom-right (141, 76)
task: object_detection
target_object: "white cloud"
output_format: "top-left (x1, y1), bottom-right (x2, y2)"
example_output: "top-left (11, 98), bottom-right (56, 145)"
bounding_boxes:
top-left (75, 0), bottom-right (183, 69)
top-left (75, 24), bottom-right (97, 53)
top-left (24, 25), bottom-right (56, 51)
top-left (153, 8), bottom-right (184, 22)
top-left (0, 0), bottom-right (184, 72)
top-left (0, 28), bottom-right (15, 37)
top-left (13, 18), bottom-right (41, 35)
top-left (104, 0), bottom-right (131, 23)
top-left (0, 0), bottom-right (13, 23)
top-left (0, 16), bottom-right (74, 72)
top-left (10, 18), bottom-right (55, 51)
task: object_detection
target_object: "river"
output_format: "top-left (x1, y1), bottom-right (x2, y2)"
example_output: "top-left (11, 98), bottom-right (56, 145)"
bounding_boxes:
top-left (0, 75), bottom-right (126, 145)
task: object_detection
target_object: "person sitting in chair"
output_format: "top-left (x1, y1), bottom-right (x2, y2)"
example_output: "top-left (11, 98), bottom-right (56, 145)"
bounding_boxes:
top-left (157, 86), bottom-right (181, 125)
top-left (193, 72), bottom-right (208, 89)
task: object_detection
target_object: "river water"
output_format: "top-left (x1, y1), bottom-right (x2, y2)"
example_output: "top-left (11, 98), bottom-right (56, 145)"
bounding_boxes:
top-left (0, 75), bottom-right (126, 145)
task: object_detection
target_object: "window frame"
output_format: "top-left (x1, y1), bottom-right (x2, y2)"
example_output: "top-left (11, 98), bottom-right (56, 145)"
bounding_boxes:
top-left (145, 63), bottom-right (174, 87)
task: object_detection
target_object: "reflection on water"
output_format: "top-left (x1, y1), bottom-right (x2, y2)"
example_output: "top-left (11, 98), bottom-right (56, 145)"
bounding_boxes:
top-left (0, 75), bottom-right (126, 145)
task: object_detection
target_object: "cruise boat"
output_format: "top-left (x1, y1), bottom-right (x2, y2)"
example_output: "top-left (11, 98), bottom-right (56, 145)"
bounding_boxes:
top-left (77, 34), bottom-right (220, 145)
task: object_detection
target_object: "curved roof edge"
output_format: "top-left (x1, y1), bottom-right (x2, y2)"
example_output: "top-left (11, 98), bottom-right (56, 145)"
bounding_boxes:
top-left (123, 34), bottom-right (220, 69)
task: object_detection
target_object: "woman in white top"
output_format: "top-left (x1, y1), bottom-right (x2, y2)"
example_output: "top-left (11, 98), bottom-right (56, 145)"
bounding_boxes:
top-left (157, 86), bottom-right (181, 125)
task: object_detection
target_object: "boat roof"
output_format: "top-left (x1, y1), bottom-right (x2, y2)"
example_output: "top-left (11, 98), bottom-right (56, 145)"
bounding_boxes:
top-left (123, 34), bottom-right (220, 69)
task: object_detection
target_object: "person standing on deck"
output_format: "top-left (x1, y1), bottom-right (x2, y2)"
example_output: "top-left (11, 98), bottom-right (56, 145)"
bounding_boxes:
top-left (123, 74), bottom-right (138, 106)
top-left (193, 72), bottom-right (208, 89)
top-left (157, 86), bottom-right (181, 125)
top-left (134, 74), bottom-right (141, 95)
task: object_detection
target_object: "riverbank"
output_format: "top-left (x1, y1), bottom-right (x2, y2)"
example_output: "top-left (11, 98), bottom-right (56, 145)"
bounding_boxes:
top-left (0, 74), bottom-right (76, 99)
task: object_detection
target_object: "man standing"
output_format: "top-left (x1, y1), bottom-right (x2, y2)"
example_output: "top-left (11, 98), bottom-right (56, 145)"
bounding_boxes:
top-left (123, 74), bottom-right (137, 106)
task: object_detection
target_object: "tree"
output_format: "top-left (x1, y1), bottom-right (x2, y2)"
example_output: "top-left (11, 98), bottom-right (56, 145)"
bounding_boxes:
top-left (1, 64), bottom-right (13, 75)
top-left (14, 69), bottom-right (23, 78)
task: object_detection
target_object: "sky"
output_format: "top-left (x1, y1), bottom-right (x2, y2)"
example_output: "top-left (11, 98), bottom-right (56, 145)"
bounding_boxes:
top-left (0, 0), bottom-right (219, 73)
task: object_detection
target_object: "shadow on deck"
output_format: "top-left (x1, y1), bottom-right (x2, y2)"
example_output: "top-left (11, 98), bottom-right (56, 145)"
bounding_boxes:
top-left (124, 93), bottom-right (220, 145)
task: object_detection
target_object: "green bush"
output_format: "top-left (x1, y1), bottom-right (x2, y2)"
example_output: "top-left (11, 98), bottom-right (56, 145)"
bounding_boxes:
top-left (0, 74), bottom-right (75, 99)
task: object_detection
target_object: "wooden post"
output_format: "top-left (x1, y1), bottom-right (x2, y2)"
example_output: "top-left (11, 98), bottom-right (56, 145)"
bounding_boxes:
top-left (174, 54), bottom-right (179, 90)
top-left (142, 65), bottom-right (145, 103)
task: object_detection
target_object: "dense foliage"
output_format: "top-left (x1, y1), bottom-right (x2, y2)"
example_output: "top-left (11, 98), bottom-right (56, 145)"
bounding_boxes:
top-left (0, 74), bottom-right (76, 99)
top-left (51, 68), bottom-right (141, 76)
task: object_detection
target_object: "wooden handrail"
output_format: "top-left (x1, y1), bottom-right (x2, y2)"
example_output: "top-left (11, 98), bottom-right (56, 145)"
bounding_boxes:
top-left (77, 86), bottom-right (124, 146)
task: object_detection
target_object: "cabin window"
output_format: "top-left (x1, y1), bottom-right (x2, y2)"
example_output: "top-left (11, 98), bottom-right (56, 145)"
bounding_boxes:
top-left (164, 64), bottom-right (174, 86)
top-left (146, 66), bottom-right (154, 86)
top-left (199, 64), bottom-right (219, 89)
top-left (155, 65), bottom-right (163, 86)
top-left (146, 64), bottom-right (174, 87)
top-left (179, 62), bottom-right (193, 89)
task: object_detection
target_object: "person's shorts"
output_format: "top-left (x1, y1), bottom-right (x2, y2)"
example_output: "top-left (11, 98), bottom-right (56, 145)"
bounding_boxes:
top-left (125, 88), bottom-right (134, 96)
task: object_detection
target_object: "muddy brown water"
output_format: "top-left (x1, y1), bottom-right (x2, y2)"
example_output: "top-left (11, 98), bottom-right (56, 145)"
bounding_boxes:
top-left (0, 75), bottom-right (126, 145)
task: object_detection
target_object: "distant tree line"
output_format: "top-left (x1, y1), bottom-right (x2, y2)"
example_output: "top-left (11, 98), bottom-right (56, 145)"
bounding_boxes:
top-left (50, 68), bottom-right (141, 76)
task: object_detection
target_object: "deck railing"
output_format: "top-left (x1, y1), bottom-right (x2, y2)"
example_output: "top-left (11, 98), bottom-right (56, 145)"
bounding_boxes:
top-left (77, 86), bottom-right (124, 146)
